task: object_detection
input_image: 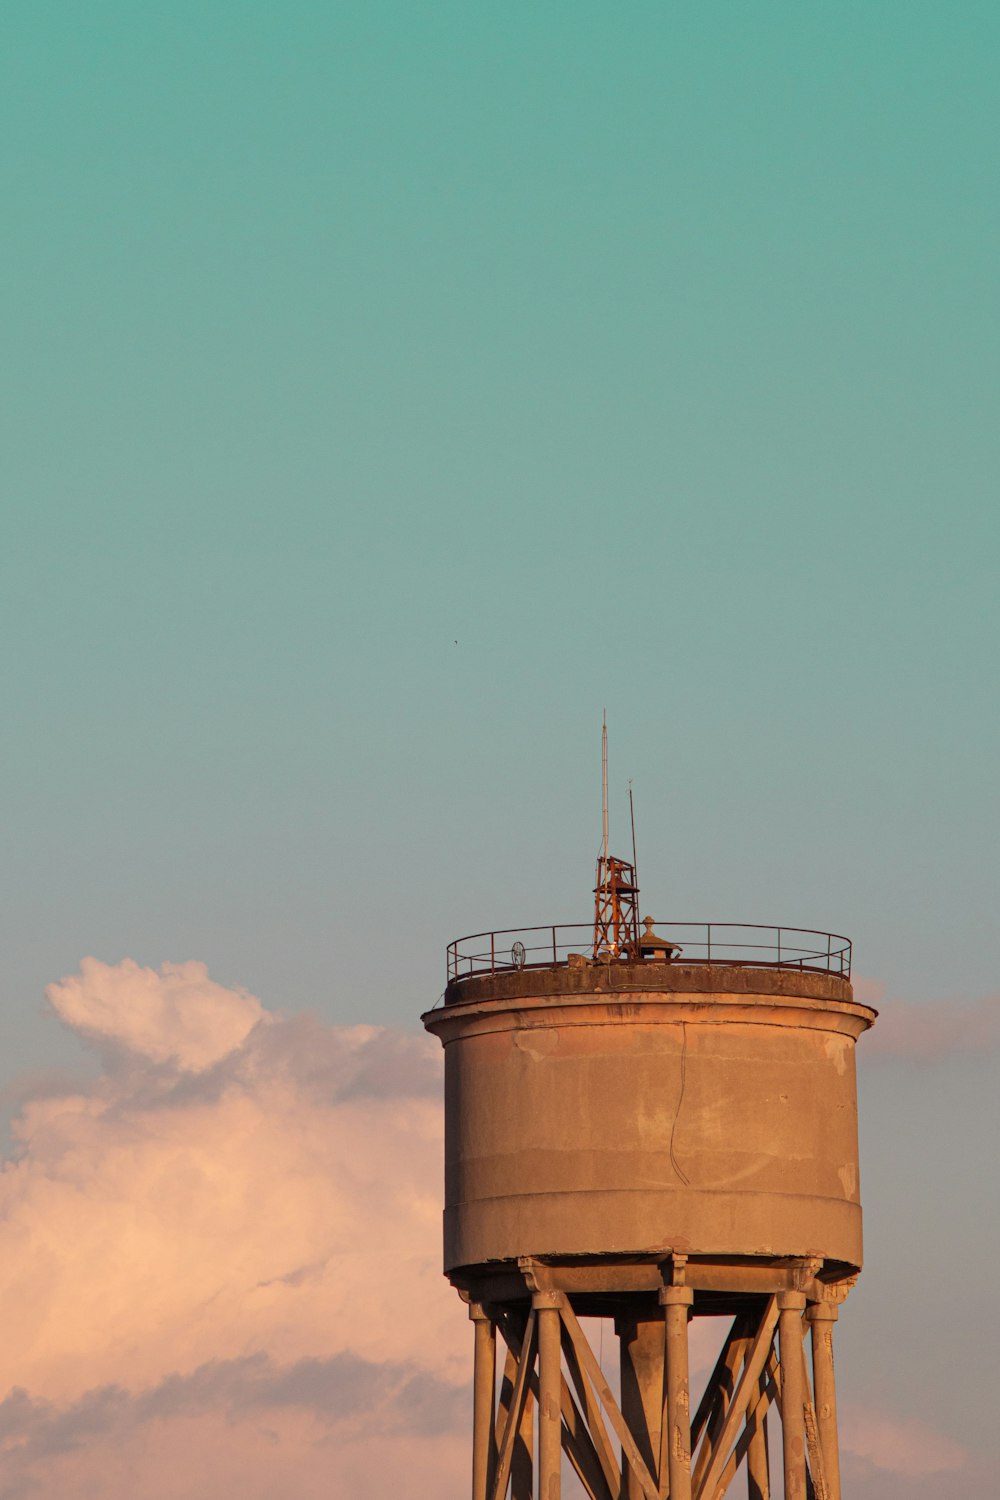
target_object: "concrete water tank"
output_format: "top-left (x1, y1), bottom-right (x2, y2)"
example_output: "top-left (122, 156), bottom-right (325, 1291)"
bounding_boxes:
top-left (423, 921), bottom-right (875, 1500)
top-left (427, 961), bottom-right (868, 1275)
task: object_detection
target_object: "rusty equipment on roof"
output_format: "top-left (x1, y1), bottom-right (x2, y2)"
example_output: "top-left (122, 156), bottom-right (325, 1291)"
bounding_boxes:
top-left (422, 730), bottom-right (874, 1500)
top-left (591, 853), bottom-right (640, 960)
top-left (591, 716), bottom-right (640, 960)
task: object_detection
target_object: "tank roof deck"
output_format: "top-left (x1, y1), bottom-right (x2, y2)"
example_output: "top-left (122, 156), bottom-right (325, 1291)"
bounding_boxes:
top-left (445, 919), bottom-right (852, 999)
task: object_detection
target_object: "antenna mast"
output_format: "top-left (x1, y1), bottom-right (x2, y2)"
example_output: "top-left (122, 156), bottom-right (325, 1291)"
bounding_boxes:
top-left (592, 717), bottom-right (640, 960)
top-left (629, 778), bottom-right (638, 877)
top-left (602, 712), bottom-right (609, 865)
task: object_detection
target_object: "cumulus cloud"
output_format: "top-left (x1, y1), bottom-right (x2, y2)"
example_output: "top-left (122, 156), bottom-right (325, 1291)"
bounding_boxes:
top-left (0, 958), bottom-right (467, 1497)
top-left (8, 956), bottom-right (988, 1498)
top-left (0, 1397), bottom-right (467, 1500)
top-left (0, 1350), bottom-right (469, 1498)
top-left (46, 957), bottom-right (266, 1071)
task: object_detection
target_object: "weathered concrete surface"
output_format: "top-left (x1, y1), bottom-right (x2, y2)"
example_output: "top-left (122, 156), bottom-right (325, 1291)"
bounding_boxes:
top-left (442, 961), bottom-right (855, 1009)
top-left (422, 964), bottom-right (875, 1274)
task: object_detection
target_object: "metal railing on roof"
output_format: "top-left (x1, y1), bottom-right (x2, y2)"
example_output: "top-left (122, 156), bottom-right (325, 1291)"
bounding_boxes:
top-left (446, 921), bottom-right (851, 984)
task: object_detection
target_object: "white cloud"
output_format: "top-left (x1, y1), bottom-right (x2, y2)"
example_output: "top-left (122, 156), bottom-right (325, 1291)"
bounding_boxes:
top-left (46, 956), bottom-right (265, 1071)
top-left (0, 958), bottom-right (467, 1497)
top-left (7, 956), bottom-right (990, 1498)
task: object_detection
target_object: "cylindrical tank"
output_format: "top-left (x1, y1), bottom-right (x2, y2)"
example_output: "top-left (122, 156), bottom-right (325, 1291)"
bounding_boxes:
top-left (423, 961), bottom-right (875, 1276)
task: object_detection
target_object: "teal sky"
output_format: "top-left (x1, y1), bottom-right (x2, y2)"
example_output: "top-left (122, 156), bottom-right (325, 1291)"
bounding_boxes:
top-left (1, 3), bottom-right (998, 1489)
top-left (5, 2), bottom-right (998, 1045)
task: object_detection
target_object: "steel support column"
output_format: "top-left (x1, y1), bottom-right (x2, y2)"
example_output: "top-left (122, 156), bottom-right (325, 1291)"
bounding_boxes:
top-left (471, 1304), bottom-right (497, 1500)
top-left (535, 1294), bottom-right (563, 1500)
top-left (512, 1390), bottom-right (535, 1500)
top-left (746, 1370), bottom-right (770, 1500)
top-left (777, 1294), bottom-right (807, 1500)
top-left (618, 1316), bottom-right (665, 1499)
top-left (660, 1287), bottom-right (693, 1500)
top-left (807, 1306), bottom-right (840, 1500)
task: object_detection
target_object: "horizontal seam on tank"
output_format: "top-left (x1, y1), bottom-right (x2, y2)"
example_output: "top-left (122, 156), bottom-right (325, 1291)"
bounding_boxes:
top-left (433, 997), bottom-right (872, 1015)
top-left (439, 992), bottom-right (859, 1006)
top-left (439, 987), bottom-right (858, 1005)
top-left (436, 1016), bottom-right (870, 1042)
top-left (445, 1187), bottom-right (862, 1207)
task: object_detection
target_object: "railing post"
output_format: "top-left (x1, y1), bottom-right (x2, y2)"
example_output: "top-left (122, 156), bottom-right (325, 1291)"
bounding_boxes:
top-left (707, 924), bottom-right (711, 963)
top-left (552, 926), bottom-right (557, 965)
top-left (491, 932), bottom-right (495, 975)
top-left (777, 928), bottom-right (782, 967)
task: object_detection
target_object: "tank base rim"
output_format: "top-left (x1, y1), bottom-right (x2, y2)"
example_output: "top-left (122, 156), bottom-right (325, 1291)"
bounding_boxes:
top-left (447, 1250), bottom-right (860, 1311)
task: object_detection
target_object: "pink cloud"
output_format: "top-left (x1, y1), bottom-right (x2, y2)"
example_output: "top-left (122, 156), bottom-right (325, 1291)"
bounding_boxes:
top-left (851, 975), bottom-right (885, 1007)
top-left (841, 1403), bottom-right (968, 1477)
top-left (0, 958), bottom-right (468, 1497)
top-left (859, 988), bottom-right (1000, 1061)
top-left (0, 1396), bottom-right (469, 1499)
top-left (6, 957), bottom-right (990, 1496)
top-left (46, 956), bottom-right (265, 1071)
top-left (0, 1353), bottom-right (470, 1499)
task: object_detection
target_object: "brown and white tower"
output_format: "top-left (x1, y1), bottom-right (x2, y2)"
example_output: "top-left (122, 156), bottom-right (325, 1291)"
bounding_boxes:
top-left (422, 750), bottom-right (874, 1500)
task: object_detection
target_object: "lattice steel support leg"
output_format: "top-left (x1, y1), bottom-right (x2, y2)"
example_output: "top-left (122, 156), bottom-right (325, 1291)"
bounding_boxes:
top-left (535, 1294), bottom-right (562, 1500)
top-left (618, 1315), bottom-right (665, 1499)
top-left (513, 1389), bottom-right (535, 1499)
top-left (807, 1306), bottom-right (840, 1500)
top-left (661, 1287), bottom-right (693, 1500)
top-left (471, 1303), bottom-right (496, 1500)
top-left (747, 1372), bottom-right (770, 1500)
top-left (777, 1293), bottom-right (807, 1500)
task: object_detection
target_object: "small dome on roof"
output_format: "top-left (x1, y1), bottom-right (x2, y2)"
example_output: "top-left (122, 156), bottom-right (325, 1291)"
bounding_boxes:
top-left (639, 916), bottom-right (681, 955)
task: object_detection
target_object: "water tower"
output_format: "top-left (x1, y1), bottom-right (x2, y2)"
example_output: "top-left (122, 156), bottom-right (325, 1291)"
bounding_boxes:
top-left (422, 732), bottom-right (874, 1500)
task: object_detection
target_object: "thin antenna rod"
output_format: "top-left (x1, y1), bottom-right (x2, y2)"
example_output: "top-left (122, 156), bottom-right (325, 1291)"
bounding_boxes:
top-left (602, 712), bottom-right (608, 864)
top-left (629, 779), bottom-right (638, 879)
